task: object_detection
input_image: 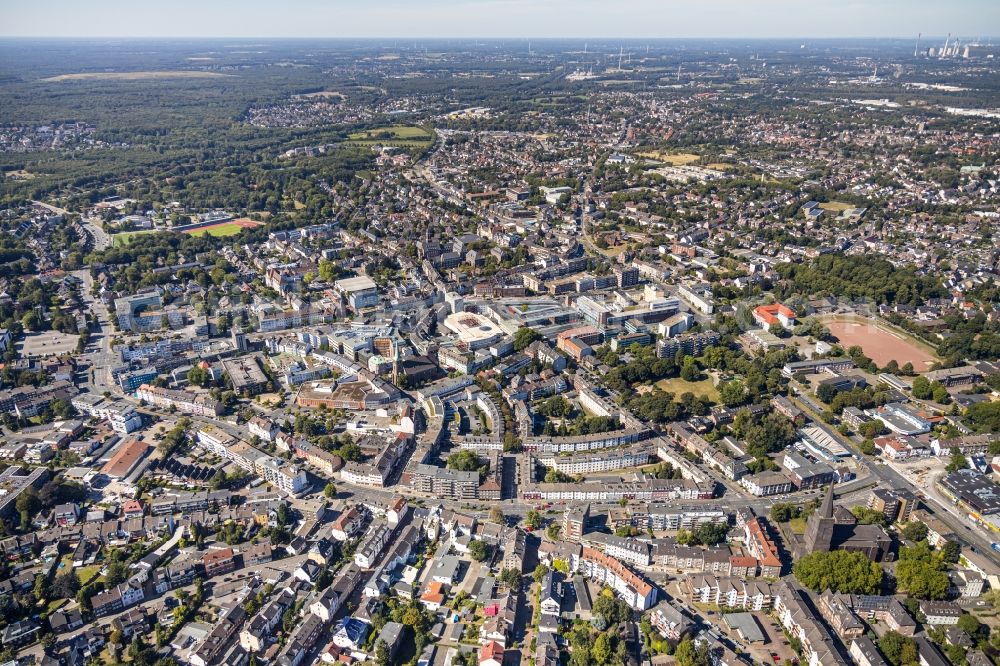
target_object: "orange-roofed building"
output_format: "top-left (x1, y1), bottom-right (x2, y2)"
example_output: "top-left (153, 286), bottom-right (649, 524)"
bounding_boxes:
top-left (753, 303), bottom-right (796, 330)
top-left (122, 499), bottom-right (144, 517)
top-left (420, 581), bottom-right (446, 611)
top-left (101, 439), bottom-right (151, 479)
top-left (480, 640), bottom-right (504, 666)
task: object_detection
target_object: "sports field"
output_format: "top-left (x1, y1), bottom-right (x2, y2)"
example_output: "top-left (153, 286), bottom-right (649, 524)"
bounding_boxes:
top-left (818, 201), bottom-right (855, 212)
top-left (181, 218), bottom-right (261, 237)
top-left (820, 314), bottom-right (937, 369)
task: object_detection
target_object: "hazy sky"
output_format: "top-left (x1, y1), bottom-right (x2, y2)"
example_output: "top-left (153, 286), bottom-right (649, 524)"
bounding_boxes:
top-left (2, 0), bottom-right (997, 39)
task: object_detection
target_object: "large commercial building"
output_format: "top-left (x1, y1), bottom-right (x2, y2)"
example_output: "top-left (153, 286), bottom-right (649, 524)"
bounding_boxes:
top-left (335, 276), bottom-right (379, 309)
top-left (939, 469), bottom-right (1000, 517)
top-left (136, 384), bottom-right (224, 417)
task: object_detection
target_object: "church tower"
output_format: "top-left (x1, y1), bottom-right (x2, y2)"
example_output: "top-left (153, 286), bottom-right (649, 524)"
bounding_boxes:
top-left (804, 485), bottom-right (836, 553)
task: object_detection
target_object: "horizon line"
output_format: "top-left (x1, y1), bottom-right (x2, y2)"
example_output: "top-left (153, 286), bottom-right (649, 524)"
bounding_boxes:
top-left (0, 34), bottom-right (987, 41)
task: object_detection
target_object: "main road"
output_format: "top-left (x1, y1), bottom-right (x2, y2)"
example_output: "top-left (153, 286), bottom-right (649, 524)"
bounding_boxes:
top-left (73, 268), bottom-right (117, 394)
top-left (33, 199), bottom-right (111, 250)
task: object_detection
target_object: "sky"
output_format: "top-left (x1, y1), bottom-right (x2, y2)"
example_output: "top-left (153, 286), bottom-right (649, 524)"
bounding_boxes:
top-left (2, 0), bottom-right (997, 39)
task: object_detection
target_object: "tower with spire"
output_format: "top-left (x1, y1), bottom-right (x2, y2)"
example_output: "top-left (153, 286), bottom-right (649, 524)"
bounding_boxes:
top-left (804, 484), bottom-right (837, 554)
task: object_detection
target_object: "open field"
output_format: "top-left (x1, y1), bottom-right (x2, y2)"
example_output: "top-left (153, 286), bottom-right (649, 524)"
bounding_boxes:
top-left (348, 125), bottom-right (433, 140)
top-left (111, 230), bottom-right (155, 246)
top-left (637, 150), bottom-right (700, 165)
top-left (655, 376), bottom-right (720, 401)
top-left (818, 201), bottom-right (855, 211)
top-left (820, 314), bottom-right (938, 368)
top-left (42, 70), bottom-right (234, 82)
top-left (345, 125), bottom-right (434, 148)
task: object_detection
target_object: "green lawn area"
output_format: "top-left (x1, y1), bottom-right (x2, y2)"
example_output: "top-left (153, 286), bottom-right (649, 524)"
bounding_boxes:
top-left (77, 564), bottom-right (103, 584)
top-left (348, 125), bottom-right (433, 140)
top-left (46, 598), bottom-right (66, 613)
top-left (788, 517), bottom-right (807, 534)
top-left (655, 376), bottom-right (720, 402)
top-left (818, 201), bottom-right (855, 212)
top-left (111, 230), bottom-right (156, 246)
top-left (346, 125), bottom-right (434, 147)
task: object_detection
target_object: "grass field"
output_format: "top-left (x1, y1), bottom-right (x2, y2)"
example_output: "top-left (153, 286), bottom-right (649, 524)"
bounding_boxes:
top-left (111, 230), bottom-right (155, 246)
top-left (655, 376), bottom-right (720, 402)
top-left (42, 70), bottom-right (234, 82)
top-left (346, 125), bottom-right (434, 147)
top-left (788, 517), bottom-right (808, 534)
top-left (818, 201), bottom-right (855, 212)
top-left (638, 150), bottom-right (700, 165)
top-left (77, 564), bottom-right (103, 584)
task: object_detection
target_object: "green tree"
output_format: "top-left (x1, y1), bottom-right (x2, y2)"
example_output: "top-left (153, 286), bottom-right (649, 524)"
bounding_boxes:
top-left (513, 327), bottom-right (543, 351)
top-left (859, 419), bottom-right (887, 439)
top-left (489, 506), bottom-right (505, 525)
top-left (858, 438), bottom-right (878, 455)
top-left (468, 539), bottom-right (487, 562)
top-left (680, 357), bottom-right (700, 382)
top-left (374, 640), bottom-right (390, 666)
top-left (966, 400), bottom-right (1000, 433)
top-left (533, 563), bottom-right (550, 584)
top-left (956, 613), bottom-right (981, 640)
top-left (447, 449), bottom-right (480, 472)
top-left (719, 380), bottom-right (748, 407)
top-left (105, 561), bottom-right (130, 586)
top-left (592, 633), bottom-right (613, 665)
top-left (912, 375), bottom-right (931, 400)
top-left (931, 382), bottom-right (951, 404)
top-left (21, 310), bottom-right (43, 331)
top-left (51, 569), bottom-right (81, 599)
top-left (675, 637), bottom-right (713, 666)
top-left (851, 506), bottom-right (888, 527)
top-left (323, 482), bottom-right (337, 499)
top-left (901, 521), bottom-right (928, 542)
top-left (793, 550), bottom-right (883, 594)
top-left (16, 487), bottom-right (40, 529)
top-left (498, 568), bottom-right (521, 589)
top-left (895, 541), bottom-right (950, 599)
top-left (878, 631), bottom-right (918, 666)
top-left (946, 450), bottom-right (968, 472)
top-left (524, 510), bottom-right (543, 530)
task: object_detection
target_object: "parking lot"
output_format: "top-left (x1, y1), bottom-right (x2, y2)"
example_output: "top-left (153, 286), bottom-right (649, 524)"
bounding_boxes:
top-left (18, 330), bottom-right (80, 358)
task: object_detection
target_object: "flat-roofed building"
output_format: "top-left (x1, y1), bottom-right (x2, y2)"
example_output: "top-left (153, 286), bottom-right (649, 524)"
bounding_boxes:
top-left (335, 275), bottom-right (379, 309)
top-left (221, 356), bottom-right (269, 396)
